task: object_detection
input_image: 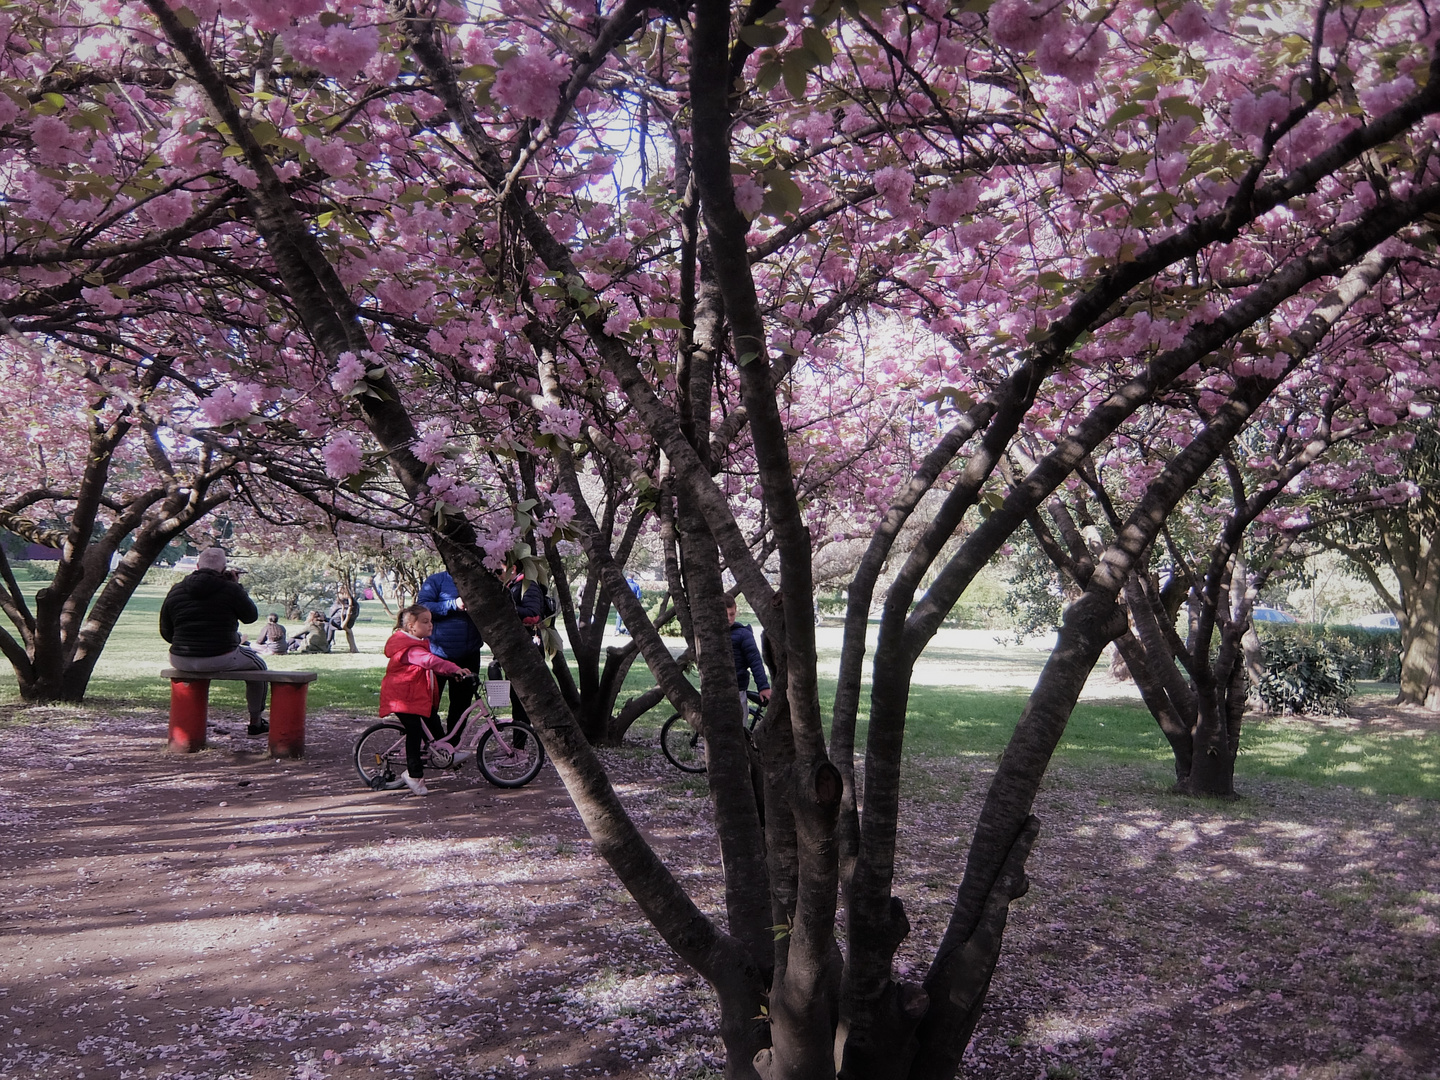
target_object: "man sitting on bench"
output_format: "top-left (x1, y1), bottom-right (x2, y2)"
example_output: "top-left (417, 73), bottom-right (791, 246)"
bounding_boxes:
top-left (160, 548), bottom-right (270, 735)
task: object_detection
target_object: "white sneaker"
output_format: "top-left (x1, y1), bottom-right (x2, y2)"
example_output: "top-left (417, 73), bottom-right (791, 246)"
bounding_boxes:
top-left (403, 773), bottom-right (428, 796)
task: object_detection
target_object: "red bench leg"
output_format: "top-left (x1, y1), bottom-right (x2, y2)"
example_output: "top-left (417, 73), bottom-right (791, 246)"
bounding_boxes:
top-left (269, 683), bottom-right (308, 758)
top-left (169, 679), bottom-right (210, 752)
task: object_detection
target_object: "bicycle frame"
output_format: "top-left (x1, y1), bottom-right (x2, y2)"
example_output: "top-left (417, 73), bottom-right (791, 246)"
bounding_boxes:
top-left (421, 682), bottom-right (507, 767)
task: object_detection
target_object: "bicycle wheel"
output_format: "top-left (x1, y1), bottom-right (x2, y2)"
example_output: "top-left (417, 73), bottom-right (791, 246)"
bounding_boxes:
top-left (477, 721), bottom-right (545, 788)
top-left (354, 722), bottom-right (408, 789)
top-left (660, 713), bottom-right (707, 774)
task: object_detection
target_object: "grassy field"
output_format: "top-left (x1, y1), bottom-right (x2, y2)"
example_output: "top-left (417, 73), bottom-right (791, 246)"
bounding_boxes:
top-left (2, 578), bottom-right (1435, 800)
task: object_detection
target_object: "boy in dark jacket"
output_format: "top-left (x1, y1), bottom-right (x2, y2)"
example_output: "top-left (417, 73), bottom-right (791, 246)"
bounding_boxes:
top-left (726, 597), bottom-right (771, 703)
top-left (159, 548), bottom-right (270, 735)
top-left (487, 564), bottom-right (549, 729)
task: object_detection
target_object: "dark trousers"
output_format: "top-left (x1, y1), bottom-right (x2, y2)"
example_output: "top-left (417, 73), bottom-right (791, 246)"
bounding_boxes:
top-left (396, 711), bottom-right (444, 778)
top-left (438, 649), bottom-right (481, 731)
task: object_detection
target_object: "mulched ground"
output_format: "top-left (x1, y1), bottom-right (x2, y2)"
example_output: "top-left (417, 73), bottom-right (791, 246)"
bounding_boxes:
top-left (0, 698), bottom-right (1435, 1080)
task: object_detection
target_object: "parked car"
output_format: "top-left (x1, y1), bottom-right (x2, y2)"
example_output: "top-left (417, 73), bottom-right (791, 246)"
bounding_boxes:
top-left (1251, 606), bottom-right (1298, 624)
top-left (1352, 612), bottom-right (1400, 630)
top-left (171, 555), bottom-right (199, 572)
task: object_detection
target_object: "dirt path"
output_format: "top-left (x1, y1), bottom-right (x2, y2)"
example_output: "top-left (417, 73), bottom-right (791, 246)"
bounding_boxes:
top-left (1, 696), bottom-right (1436, 1080)
top-left (0, 703), bottom-right (725, 1080)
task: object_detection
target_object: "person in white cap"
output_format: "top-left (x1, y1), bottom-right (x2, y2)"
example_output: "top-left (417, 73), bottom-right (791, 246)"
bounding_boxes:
top-left (159, 548), bottom-right (270, 735)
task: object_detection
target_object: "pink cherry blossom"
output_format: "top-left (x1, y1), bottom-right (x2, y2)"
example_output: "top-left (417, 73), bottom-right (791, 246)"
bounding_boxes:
top-left (304, 135), bottom-right (357, 177)
top-left (200, 384), bottom-right (260, 426)
top-left (733, 178), bottom-right (764, 217)
top-left (28, 115), bottom-right (74, 165)
top-left (493, 52), bottom-right (567, 119)
top-left (873, 166), bottom-right (915, 216)
top-left (989, 0), bottom-right (1054, 52)
top-left (283, 21), bottom-right (380, 80)
top-left (927, 180), bottom-right (980, 224)
top-left (1170, 2), bottom-right (1213, 42)
top-left (321, 432), bottom-right (364, 478)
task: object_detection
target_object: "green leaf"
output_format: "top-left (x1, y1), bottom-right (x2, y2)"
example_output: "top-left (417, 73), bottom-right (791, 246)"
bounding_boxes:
top-left (811, 0), bottom-right (844, 28)
top-left (801, 27), bottom-right (834, 65)
top-left (174, 5), bottom-right (199, 28)
top-left (314, 210), bottom-right (335, 227)
top-left (739, 23), bottom-right (788, 48)
top-left (782, 50), bottom-right (814, 100)
top-left (1106, 102), bottom-right (1146, 128)
top-left (755, 59), bottom-right (783, 94)
top-left (761, 170), bottom-right (803, 218)
top-left (647, 316), bottom-right (688, 330)
top-left (1160, 96), bottom-right (1204, 123)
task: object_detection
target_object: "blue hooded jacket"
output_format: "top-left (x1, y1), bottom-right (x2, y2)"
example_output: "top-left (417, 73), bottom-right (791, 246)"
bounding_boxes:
top-left (417, 571), bottom-right (483, 660)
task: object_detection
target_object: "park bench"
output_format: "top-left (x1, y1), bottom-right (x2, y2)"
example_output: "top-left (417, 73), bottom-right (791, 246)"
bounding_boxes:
top-left (161, 668), bottom-right (319, 758)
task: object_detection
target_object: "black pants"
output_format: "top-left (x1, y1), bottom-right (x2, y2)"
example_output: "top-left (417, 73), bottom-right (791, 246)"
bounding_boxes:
top-left (438, 649), bottom-right (481, 731)
top-left (396, 712), bottom-right (444, 778)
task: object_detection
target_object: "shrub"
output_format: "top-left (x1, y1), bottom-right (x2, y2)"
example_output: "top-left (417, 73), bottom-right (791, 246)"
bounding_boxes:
top-left (1258, 634), bottom-right (1355, 715)
top-left (1255, 625), bottom-right (1400, 715)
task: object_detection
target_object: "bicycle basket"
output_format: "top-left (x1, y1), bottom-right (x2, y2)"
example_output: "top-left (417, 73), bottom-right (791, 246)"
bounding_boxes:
top-left (485, 679), bottom-right (511, 707)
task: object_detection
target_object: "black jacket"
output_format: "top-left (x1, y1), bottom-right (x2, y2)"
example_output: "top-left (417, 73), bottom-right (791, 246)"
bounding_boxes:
top-left (729, 621), bottom-right (770, 693)
top-left (508, 578), bottom-right (548, 624)
top-left (159, 570), bottom-right (259, 657)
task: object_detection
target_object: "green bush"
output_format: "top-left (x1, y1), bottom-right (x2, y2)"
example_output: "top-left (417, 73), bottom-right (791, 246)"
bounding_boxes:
top-left (8, 560), bottom-right (56, 583)
top-left (1311, 624), bottom-right (1403, 681)
top-left (1256, 624), bottom-right (1400, 715)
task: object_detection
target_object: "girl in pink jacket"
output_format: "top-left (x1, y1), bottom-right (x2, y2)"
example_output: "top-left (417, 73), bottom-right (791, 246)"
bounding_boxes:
top-left (380, 604), bottom-right (473, 796)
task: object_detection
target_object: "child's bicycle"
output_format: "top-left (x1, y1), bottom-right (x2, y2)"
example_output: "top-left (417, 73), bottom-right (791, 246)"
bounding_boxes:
top-left (659, 689), bottom-right (764, 774)
top-left (354, 677), bottom-right (545, 789)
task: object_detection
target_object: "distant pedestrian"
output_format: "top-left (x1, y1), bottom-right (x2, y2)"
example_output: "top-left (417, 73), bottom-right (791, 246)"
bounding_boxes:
top-left (614, 575), bottom-right (643, 635)
top-left (327, 588), bottom-right (360, 653)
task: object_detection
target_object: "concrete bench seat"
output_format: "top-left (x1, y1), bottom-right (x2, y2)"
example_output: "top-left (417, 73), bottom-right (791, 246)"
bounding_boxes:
top-left (162, 668), bottom-right (319, 758)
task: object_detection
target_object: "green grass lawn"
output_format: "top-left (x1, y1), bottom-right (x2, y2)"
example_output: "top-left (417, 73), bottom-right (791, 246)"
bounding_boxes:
top-left (2, 580), bottom-right (1436, 800)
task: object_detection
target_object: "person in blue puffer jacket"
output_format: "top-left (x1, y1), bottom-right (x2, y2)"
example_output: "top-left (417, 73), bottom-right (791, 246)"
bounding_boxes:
top-left (417, 569), bottom-right (483, 732)
top-left (726, 596), bottom-right (771, 703)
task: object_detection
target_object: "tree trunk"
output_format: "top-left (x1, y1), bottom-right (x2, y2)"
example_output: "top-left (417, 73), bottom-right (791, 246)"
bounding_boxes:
top-left (1397, 578), bottom-right (1440, 707)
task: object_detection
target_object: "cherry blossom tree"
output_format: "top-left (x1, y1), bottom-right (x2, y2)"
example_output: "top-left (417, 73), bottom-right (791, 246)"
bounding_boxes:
top-left (7, 2), bottom-right (1440, 1079)
top-left (0, 328), bottom-right (242, 701)
top-left (1023, 283), bottom-right (1435, 794)
top-left (1311, 422), bottom-right (1440, 706)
